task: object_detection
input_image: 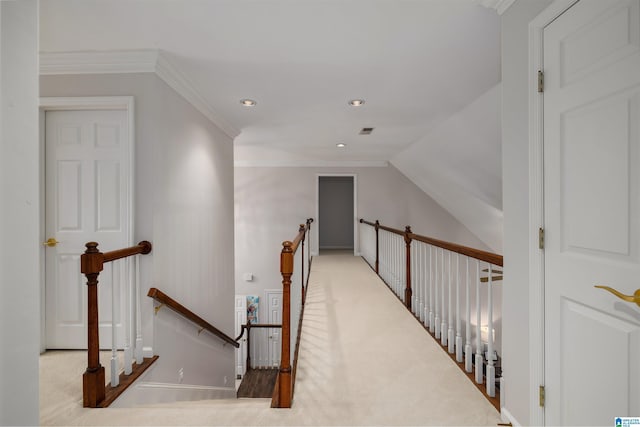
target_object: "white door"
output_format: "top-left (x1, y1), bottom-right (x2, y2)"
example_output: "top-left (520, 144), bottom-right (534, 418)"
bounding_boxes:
top-left (45, 109), bottom-right (131, 349)
top-left (266, 290), bottom-right (282, 367)
top-left (544, 0), bottom-right (640, 424)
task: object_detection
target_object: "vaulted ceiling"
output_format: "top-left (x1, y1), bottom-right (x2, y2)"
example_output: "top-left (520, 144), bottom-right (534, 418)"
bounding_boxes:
top-left (39, 0), bottom-right (504, 250)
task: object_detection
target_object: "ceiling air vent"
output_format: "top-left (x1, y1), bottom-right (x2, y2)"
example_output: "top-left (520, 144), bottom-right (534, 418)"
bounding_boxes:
top-left (359, 127), bottom-right (374, 135)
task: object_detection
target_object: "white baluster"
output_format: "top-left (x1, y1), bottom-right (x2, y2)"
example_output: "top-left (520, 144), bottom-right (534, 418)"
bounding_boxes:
top-left (124, 257), bottom-right (133, 375)
top-left (419, 243), bottom-right (425, 323)
top-left (434, 248), bottom-right (440, 339)
top-left (441, 249), bottom-right (447, 346)
top-left (465, 257), bottom-right (473, 372)
top-left (486, 263), bottom-right (495, 397)
top-left (135, 255), bottom-right (143, 365)
top-left (475, 259), bottom-right (483, 384)
top-left (455, 254), bottom-right (463, 362)
top-left (428, 245), bottom-right (434, 333)
top-left (423, 243), bottom-right (428, 326)
top-left (448, 251), bottom-right (454, 353)
top-left (111, 262), bottom-right (119, 387)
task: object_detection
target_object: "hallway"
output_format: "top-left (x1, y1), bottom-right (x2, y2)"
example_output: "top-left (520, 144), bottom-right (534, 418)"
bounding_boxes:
top-left (41, 253), bottom-right (501, 426)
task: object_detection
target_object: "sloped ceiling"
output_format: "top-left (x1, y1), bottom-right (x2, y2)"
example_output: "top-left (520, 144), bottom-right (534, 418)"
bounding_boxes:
top-left (391, 84), bottom-right (503, 252)
top-left (39, 0), bottom-right (504, 251)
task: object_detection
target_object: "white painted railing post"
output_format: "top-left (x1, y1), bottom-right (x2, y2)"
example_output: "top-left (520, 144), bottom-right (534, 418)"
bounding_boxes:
top-left (110, 262), bottom-right (120, 387)
top-left (429, 245), bottom-right (434, 333)
top-left (447, 251), bottom-right (454, 353)
top-left (124, 257), bottom-right (133, 375)
top-left (434, 248), bottom-right (440, 339)
top-left (475, 259), bottom-right (483, 384)
top-left (441, 249), bottom-right (447, 346)
top-left (486, 263), bottom-right (495, 397)
top-left (134, 255), bottom-right (143, 365)
top-left (464, 257), bottom-right (473, 372)
top-left (455, 254), bottom-right (463, 362)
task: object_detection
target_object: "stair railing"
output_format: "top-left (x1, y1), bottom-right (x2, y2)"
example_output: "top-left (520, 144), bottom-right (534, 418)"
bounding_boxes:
top-left (147, 287), bottom-right (239, 348)
top-left (359, 219), bottom-right (503, 404)
top-left (80, 240), bottom-right (154, 408)
top-left (272, 218), bottom-right (313, 408)
top-left (235, 321), bottom-right (282, 370)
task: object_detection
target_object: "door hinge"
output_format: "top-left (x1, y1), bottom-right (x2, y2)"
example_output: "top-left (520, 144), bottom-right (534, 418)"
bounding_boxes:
top-left (538, 70), bottom-right (544, 93)
top-left (539, 385), bottom-right (545, 407)
top-left (538, 227), bottom-right (545, 250)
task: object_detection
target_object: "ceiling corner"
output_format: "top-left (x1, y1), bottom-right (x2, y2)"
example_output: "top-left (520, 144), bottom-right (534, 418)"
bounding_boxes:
top-left (476, 0), bottom-right (517, 15)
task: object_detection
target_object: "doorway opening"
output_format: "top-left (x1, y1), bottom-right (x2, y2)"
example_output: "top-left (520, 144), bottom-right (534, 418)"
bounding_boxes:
top-left (317, 175), bottom-right (356, 255)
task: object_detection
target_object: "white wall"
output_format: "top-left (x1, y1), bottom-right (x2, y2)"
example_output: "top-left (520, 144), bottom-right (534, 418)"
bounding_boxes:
top-left (391, 84), bottom-right (503, 252)
top-left (501, 0), bottom-right (552, 425)
top-left (0, 1), bottom-right (40, 425)
top-left (40, 73), bottom-right (236, 400)
top-left (234, 164), bottom-right (489, 306)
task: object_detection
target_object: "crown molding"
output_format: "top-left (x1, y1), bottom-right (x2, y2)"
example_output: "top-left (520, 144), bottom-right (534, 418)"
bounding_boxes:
top-left (154, 53), bottom-right (239, 138)
top-left (39, 50), bottom-right (158, 75)
top-left (39, 49), bottom-right (240, 139)
top-left (234, 160), bottom-right (389, 168)
top-left (476, 0), bottom-right (516, 15)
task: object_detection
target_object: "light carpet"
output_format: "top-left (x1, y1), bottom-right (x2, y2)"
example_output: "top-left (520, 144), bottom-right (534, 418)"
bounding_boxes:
top-left (40, 253), bottom-right (501, 426)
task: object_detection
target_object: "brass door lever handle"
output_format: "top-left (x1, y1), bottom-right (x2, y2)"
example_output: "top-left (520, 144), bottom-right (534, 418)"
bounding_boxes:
top-left (43, 238), bottom-right (60, 247)
top-left (595, 285), bottom-right (640, 308)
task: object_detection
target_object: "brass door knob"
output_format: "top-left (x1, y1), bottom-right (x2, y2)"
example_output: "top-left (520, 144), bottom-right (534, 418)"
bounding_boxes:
top-left (595, 285), bottom-right (640, 308)
top-left (43, 238), bottom-right (59, 247)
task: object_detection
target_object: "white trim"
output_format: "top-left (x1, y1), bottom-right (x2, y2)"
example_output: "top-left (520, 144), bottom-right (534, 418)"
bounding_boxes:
top-left (476, 0), bottom-right (517, 15)
top-left (315, 174), bottom-right (358, 257)
top-left (501, 407), bottom-right (523, 427)
top-left (234, 160), bottom-right (389, 168)
top-left (39, 96), bottom-right (136, 350)
top-left (39, 50), bottom-right (240, 139)
top-left (39, 50), bottom-right (157, 75)
top-left (528, 2), bottom-right (579, 425)
top-left (111, 381), bottom-right (235, 407)
top-left (154, 53), bottom-right (239, 139)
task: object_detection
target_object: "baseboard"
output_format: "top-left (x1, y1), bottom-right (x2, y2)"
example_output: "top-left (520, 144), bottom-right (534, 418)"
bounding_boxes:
top-left (110, 364), bottom-right (235, 407)
top-left (501, 407), bottom-right (522, 427)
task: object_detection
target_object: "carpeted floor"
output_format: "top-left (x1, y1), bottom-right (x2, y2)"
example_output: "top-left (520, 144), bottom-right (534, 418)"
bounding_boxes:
top-left (40, 253), bottom-right (501, 426)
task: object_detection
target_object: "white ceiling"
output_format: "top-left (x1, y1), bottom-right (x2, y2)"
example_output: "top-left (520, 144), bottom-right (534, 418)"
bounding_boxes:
top-left (39, 0), bottom-right (501, 164)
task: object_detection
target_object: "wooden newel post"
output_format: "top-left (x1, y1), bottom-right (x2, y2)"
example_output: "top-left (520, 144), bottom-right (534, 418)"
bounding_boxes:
top-left (404, 226), bottom-right (412, 309)
top-left (375, 220), bottom-right (380, 274)
top-left (81, 242), bottom-right (105, 408)
top-left (278, 241), bottom-right (293, 408)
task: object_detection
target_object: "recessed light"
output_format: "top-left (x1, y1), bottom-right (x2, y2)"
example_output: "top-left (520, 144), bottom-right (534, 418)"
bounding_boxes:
top-left (348, 99), bottom-right (365, 107)
top-left (336, 143), bottom-right (346, 148)
top-left (240, 99), bottom-right (257, 107)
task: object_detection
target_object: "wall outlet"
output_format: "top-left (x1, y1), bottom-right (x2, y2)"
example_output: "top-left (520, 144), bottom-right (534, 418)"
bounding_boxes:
top-left (223, 376), bottom-right (228, 385)
top-left (178, 368), bottom-right (184, 383)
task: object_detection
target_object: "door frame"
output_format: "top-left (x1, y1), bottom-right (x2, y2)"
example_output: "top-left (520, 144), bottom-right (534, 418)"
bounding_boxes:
top-left (315, 173), bottom-right (358, 256)
top-left (528, 2), bottom-right (579, 424)
top-left (39, 96), bottom-right (135, 352)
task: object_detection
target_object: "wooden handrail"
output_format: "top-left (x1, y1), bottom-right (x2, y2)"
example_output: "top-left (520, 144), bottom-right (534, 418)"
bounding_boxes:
top-left (147, 288), bottom-right (239, 348)
top-left (81, 240), bottom-right (152, 408)
top-left (359, 219), bottom-right (503, 266)
top-left (103, 241), bottom-right (152, 263)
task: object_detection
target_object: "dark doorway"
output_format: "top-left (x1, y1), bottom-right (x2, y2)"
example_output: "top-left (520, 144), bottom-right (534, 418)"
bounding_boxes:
top-left (318, 176), bottom-right (354, 253)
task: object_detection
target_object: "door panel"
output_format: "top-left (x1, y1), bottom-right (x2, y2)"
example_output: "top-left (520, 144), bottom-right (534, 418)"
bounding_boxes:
top-left (266, 290), bottom-right (282, 367)
top-left (544, 0), bottom-right (640, 424)
top-left (45, 109), bottom-right (130, 349)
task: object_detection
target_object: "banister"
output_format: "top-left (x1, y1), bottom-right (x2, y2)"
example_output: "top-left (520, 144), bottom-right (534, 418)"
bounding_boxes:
top-left (147, 288), bottom-right (239, 348)
top-left (103, 240), bottom-right (152, 263)
top-left (81, 240), bottom-right (153, 408)
top-left (359, 218), bottom-right (503, 266)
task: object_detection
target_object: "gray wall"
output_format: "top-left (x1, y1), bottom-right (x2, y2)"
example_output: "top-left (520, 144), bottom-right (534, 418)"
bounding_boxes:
top-left (235, 164), bottom-right (490, 314)
top-left (319, 176), bottom-right (354, 249)
top-left (0, 1), bottom-right (39, 424)
top-left (501, 0), bottom-right (553, 424)
top-left (40, 73), bottom-right (236, 394)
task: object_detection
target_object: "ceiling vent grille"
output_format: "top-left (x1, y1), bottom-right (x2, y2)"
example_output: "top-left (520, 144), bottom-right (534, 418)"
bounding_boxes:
top-left (359, 127), bottom-right (374, 135)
